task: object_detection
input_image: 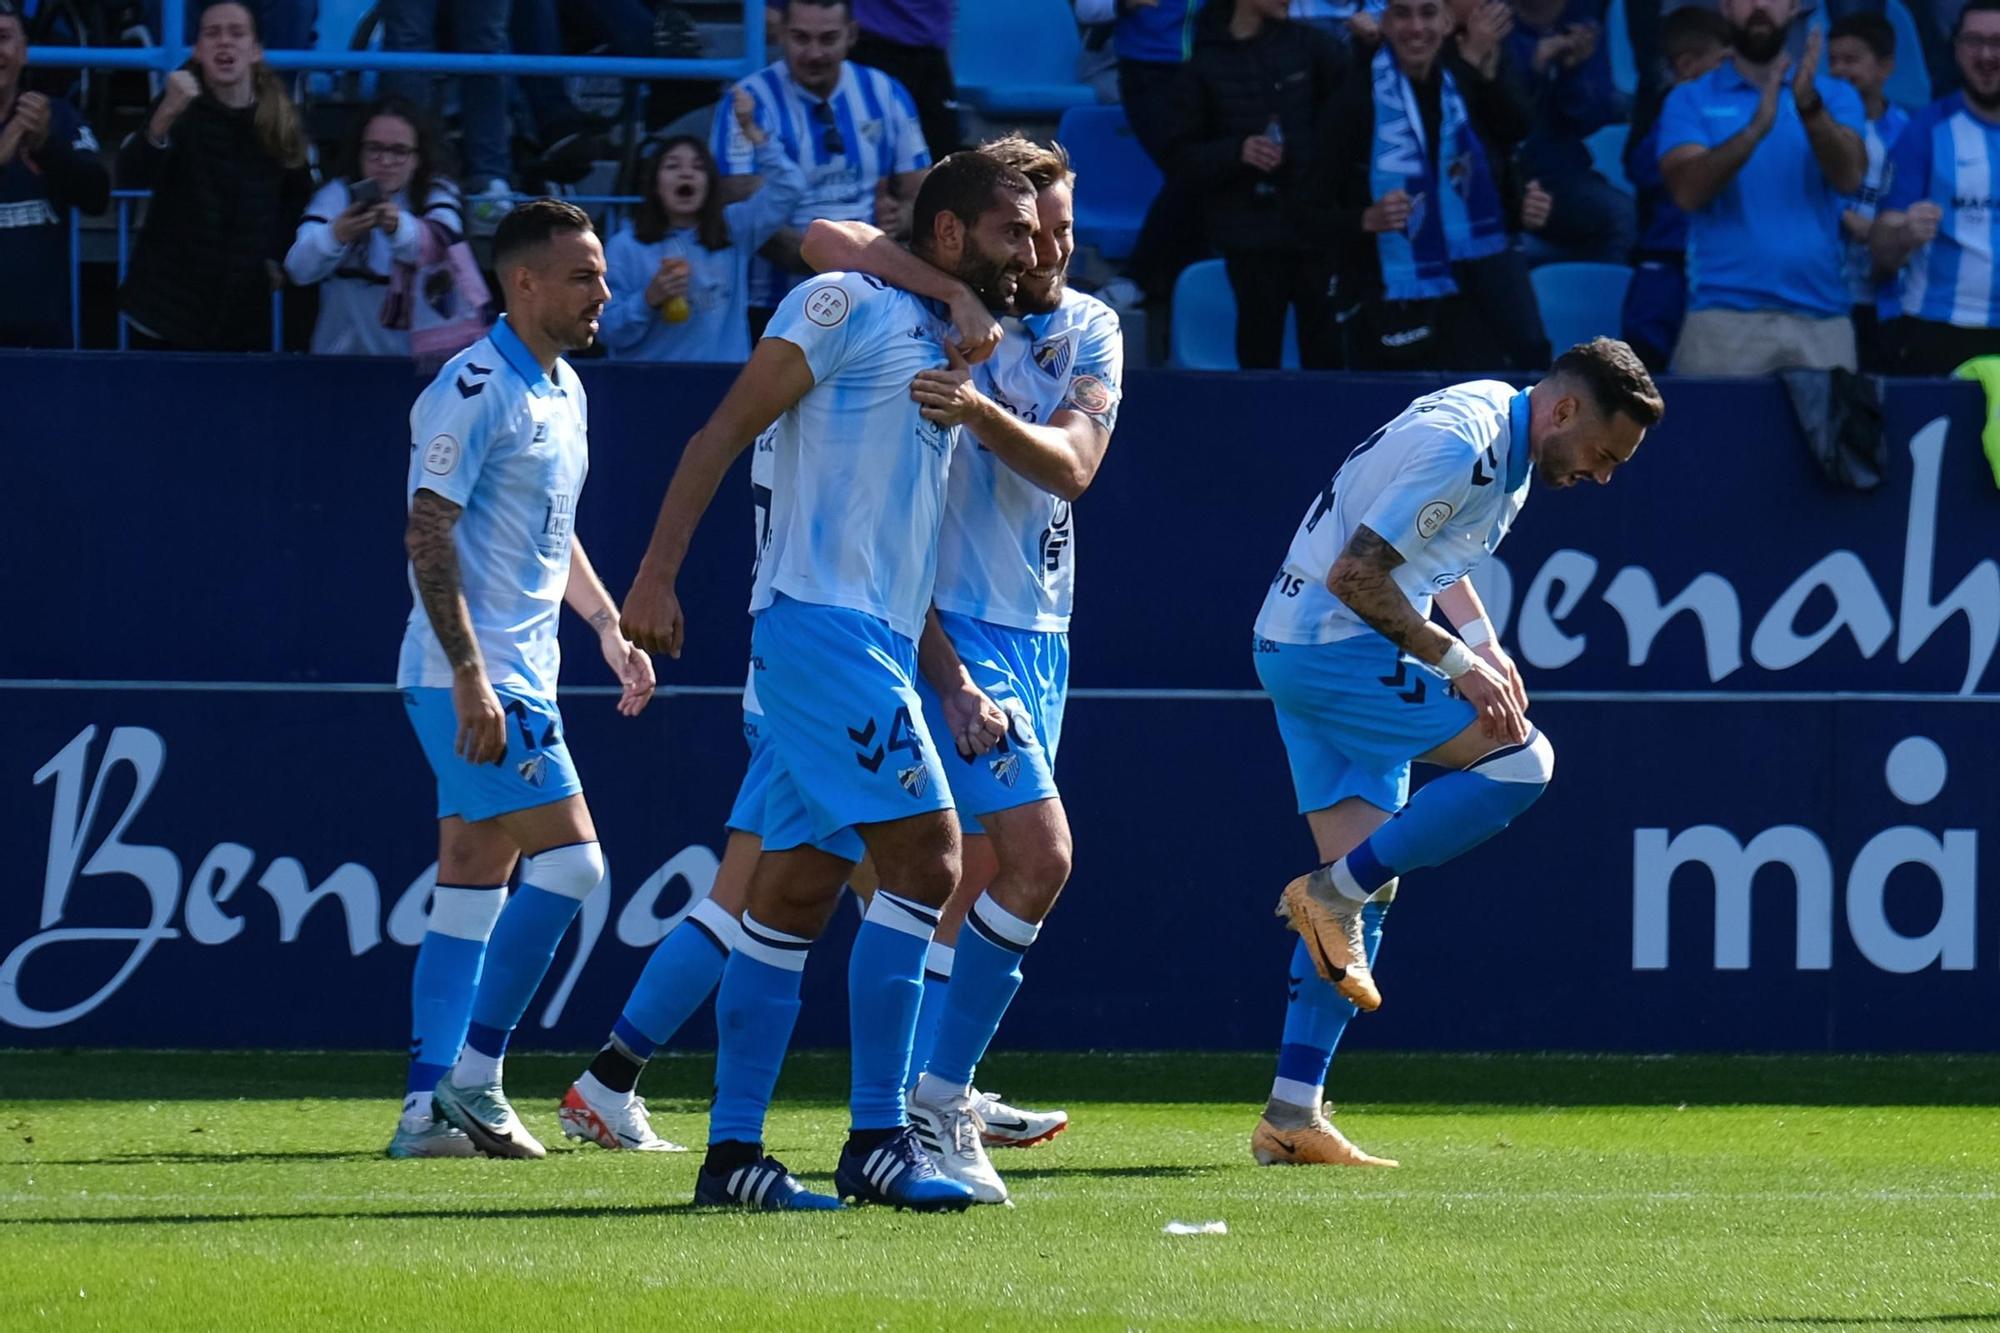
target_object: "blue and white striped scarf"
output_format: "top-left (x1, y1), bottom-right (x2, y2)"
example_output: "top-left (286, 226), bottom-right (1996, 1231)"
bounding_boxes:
top-left (1369, 46), bottom-right (1507, 300)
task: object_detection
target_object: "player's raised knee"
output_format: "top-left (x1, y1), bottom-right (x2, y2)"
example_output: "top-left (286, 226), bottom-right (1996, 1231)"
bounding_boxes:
top-left (1470, 728), bottom-right (1556, 803)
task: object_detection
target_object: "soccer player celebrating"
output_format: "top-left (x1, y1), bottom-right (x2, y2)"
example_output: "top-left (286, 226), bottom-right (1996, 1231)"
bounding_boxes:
top-left (799, 134), bottom-right (1122, 1204)
top-left (1251, 339), bottom-right (1662, 1167)
top-left (621, 151), bottom-right (1037, 1211)
top-left (389, 199), bottom-right (656, 1160)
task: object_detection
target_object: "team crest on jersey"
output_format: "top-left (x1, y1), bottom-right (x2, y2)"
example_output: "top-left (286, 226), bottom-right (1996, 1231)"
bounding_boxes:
top-left (989, 751), bottom-right (1021, 788)
top-left (899, 764), bottom-right (932, 798)
top-left (1032, 336), bottom-right (1073, 381)
top-left (517, 753), bottom-right (549, 787)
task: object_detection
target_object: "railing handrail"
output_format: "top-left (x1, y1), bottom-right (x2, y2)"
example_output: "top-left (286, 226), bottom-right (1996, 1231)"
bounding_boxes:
top-left (28, 0), bottom-right (766, 81)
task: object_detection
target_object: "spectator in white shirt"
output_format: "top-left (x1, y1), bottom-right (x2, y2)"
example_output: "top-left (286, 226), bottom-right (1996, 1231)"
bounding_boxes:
top-left (285, 97), bottom-right (464, 356)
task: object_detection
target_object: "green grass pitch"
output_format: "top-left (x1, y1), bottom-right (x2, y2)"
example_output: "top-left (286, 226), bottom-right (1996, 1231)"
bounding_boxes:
top-left (2, 1051), bottom-right (1997, 1331)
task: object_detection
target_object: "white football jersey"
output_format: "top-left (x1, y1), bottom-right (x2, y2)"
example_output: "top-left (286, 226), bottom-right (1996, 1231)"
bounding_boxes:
top-left (933, 289), bottom-right (1123, 633)
top-left (749, 272), bottom-right (960, 642)
top-left (397, 317), bottom-right (589, 699)
top-left (1255, 380), bottom-right (1532, 646)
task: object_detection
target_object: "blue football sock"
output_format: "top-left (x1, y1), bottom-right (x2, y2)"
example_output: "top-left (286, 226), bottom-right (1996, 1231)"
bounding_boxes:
top-left (925, 894), bottom-right (1038, 1092)
top-left (404, 884), bottom-right (504, 1099)
top-left (455, 843), bottom-right (602, 1083)
top-left (617, 897), bottom-right (740, 1056)
top-left (905, 941), bottom-right (954, 1088)
top-left (847, 890), bottom-right (940, 1130)
top-left (1330, 731), bottom-right (1556, 899)
top-left (1271, 900), bottom-right (1388, 1107)
top-left (709, 913), bottom-right (811, 1145)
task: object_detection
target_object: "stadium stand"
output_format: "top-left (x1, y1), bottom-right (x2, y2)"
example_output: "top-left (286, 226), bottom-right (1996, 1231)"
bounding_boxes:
top-left (1169, 258), bottom-right (1301, 370)
top-left (1530, 260), bottom-right (1636, 351)
top-left (952, 0), bottom-right (1094, 116)
top-left (1057, 103), bottom-right (1161, 261)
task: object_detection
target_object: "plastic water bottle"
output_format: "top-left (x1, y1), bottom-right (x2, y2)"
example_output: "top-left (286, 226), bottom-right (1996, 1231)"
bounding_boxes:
top-left (1256, 116), bottom-right (1284, 199)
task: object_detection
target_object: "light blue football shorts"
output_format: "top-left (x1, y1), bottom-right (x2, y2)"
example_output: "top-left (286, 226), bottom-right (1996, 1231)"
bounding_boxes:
top-left (724, 705), bottom-right (865, 860)
top-left (1253, 632), bottom-right (1476, 815)
top-left (403, 686), bottom-right (583, 822)
top-left (918, 611), bottom-right (1067, 836)
top-left (750, 593), bottom-right (952, 858)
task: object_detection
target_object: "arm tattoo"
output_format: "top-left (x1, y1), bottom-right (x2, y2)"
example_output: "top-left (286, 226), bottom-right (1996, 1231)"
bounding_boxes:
top-left (588, 608), bottom-right (615, 634)
top-left (405, 489), bottom-right (482, 671)
top-left (1329, 525), bottom-right (1434, 657)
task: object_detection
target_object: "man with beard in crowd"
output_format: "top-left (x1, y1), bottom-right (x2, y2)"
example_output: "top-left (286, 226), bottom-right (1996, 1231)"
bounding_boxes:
top-left (1657, 0), bottom-right (1867, 374)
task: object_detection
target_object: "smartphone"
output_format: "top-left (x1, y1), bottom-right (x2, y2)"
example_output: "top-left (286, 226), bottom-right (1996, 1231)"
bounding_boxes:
top-left (350, 178), bottom-right (383, 209)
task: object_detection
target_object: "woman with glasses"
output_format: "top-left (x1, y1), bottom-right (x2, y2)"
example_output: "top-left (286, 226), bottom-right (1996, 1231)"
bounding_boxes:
top-left (286, 96), bottom-right (465, 357)
top-left (600, 89), bottom-right (807, 363)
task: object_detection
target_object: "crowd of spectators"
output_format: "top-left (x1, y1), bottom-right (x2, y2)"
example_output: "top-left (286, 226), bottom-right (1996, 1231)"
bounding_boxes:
top-left (1, 0), bottom-right (1996, 377)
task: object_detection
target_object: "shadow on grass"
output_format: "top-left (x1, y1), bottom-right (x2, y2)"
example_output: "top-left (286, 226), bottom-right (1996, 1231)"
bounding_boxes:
top-left (1735, 1316), bottom-right (2000, 1327)
top-left (6, 1052), bottom-right (2000, 1108)
top-left (31, 1149), bottom-right (385, 1167)
top-left (0, 1201), bottom-right (758, 1228)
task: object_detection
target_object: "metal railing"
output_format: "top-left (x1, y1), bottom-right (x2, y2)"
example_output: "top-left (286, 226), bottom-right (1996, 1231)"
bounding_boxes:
top-left (85, 190), bottom-right (649, 352)
top-left (29, 0), bottom-right (767, 80)
top-left (41, 0), bottom-right (767, 351)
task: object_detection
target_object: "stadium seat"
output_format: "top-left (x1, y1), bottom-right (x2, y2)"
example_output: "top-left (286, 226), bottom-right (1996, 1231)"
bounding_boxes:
top-left (1056, 105), bottom-right (1162, 260)
top-left (1585, 123), bottom-right (1632, 194)
top-left (1530, 261), bottom-right (1636, 352)
top-left (1885, 0), bottom-right (1932, 109)
top-left (1169, 260), bottom-right (1300, 370)
top-left (954, 0), bottom-right (1096, 115)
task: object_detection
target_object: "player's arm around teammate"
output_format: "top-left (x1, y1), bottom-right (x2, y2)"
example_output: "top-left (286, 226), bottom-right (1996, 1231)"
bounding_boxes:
top-left (800, 217), bottom-right (1003, 363)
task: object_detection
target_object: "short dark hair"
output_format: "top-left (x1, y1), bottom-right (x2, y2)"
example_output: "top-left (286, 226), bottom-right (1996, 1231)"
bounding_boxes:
top-left (784, 0), bottom-right (851, 19)
top-left (492, 198), bottom-right (594, 270)
top-left (1661, 6), bottom-right (1730, 63)
top-left (910, 150), bottom-right (1036, 257)
top-left (1551, 337), bottom-right (1665, 429)
top-left (1830, 12), bottom-right (1895, 59)
top-left (1956, 0), bottom-right (2000, 37)
top-left (978, 133), bottom-right (1075, 191)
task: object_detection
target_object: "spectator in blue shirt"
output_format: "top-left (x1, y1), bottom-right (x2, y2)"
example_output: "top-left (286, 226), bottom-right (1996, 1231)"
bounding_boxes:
top-left (0, 2), bottom-right (109, 348)
top-left (1829, 11), bottom-right (1910, 371)
top-left (1658, 0), bottom-right (1868, 373)
top-left (1870, 0), bottom-right (2000, 373)
top-left (1620, 4), bottom-right (1729, 371)
top-left (1507, 0), bottom-right (1636, 265)
top-left (603, 91), bottom-right (808, 362)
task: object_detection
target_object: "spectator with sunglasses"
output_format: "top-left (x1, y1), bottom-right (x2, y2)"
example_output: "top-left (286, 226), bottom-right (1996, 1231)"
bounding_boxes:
top-left (711, 0), bottom-right (930, 331)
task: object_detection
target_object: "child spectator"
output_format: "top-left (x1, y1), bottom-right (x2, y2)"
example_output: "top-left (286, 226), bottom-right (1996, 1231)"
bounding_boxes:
top-left (1829, 11), bottom-right (1910, 371)
top-left (602, 90), bottom-right (807, 362)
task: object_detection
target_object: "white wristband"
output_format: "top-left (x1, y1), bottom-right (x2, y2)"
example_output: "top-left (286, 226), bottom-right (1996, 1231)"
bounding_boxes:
top-left (1459, 618), bottom-right (1493, 649)
top-left (1438, 639), bottom-right (1477, 679)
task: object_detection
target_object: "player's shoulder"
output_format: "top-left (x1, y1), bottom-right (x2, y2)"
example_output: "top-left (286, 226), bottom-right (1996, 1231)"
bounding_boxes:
top-left (780, 270), bottom-right (910, 325)
top-left (1059, 288), bottom-right (1122, 341)
top-left (412, 335), bottom-right (504, 428)
top-left (1397, 380), bottom-right (1512, 448)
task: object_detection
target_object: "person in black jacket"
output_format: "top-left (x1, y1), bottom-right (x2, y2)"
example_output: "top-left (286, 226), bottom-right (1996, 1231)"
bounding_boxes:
top-left (117, 0), bottom-right (313, 351)
top-left (0, 1), bottom-right (110, 348)
top-left (1162, 0), bottom-right (1347, 368)
top-left (1309, 0), bottom-right (1552, 370)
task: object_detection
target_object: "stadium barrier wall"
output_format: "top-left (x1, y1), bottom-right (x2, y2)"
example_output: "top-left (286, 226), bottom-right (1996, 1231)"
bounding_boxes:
top-left (5, 353), bottom-right (1998, 1052)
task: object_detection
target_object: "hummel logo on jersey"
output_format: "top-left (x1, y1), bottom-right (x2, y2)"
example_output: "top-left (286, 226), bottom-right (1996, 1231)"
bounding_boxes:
top-left (1378, 659), bottom-right (1427, 705)
top-left (455, 362), bottom-right (494, 398)
top-left (849, 718), bottom-right (886, 773)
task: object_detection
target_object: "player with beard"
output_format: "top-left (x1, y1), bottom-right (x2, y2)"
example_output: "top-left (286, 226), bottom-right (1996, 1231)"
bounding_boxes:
top-left (390, 200), bottom-right (658, 1160)
top-left (620, 151), bottom-right (1036, 1211)
top-left (1657, 0), bottom-right (1868, 374)
top-left (1870, 0), bottom-right (2000, 373)
top-left (799, 134), bottom-right (1122, 1204)
top-left (1251, 340), bottom-right (1662, 1168)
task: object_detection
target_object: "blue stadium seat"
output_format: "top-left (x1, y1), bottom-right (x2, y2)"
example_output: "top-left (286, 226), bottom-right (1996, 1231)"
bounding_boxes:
top-left (1169, 260), bottom-right (1300, 370)
top-left (1585, 123), bottom-right (1632, 194)
top-left (954, 0), bottom-right (1096, 115)
top-left (1530, 261), bottom-right (1635, 352)
top-left (1056, 105), bottom-right (1162, 260)
top-left (1885, 0), bottom-right (1932, 109)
